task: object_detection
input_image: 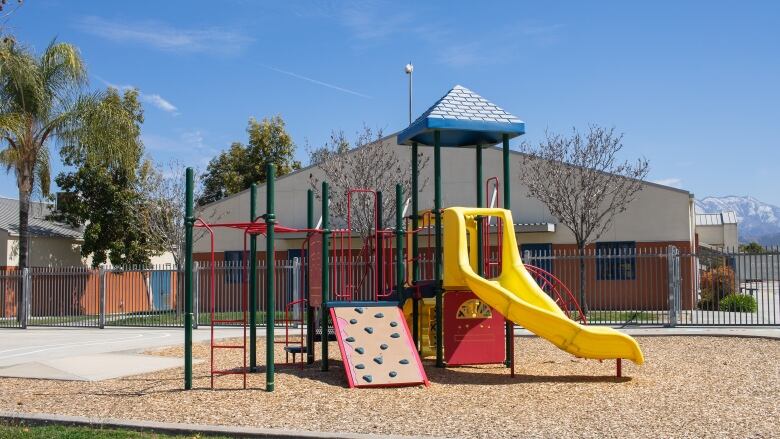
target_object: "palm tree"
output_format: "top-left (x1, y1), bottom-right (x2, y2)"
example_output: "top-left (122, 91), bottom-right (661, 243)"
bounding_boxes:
top-left (0, 39), bottom-right (88, 272)
top-left (0, 39), bottom-right (135, 273)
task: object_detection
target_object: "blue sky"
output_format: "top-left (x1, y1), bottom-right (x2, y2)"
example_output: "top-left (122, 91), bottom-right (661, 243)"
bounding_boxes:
top-left (4, 1), bottom-right (779, 204)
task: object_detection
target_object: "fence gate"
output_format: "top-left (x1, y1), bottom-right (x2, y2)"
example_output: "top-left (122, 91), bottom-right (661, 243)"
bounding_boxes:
top-left (678, 247), bottom-right (780, 326)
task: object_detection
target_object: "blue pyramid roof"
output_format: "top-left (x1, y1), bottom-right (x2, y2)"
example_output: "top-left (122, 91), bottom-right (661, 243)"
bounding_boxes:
top-left (397, 85), bottom-right (525, 147)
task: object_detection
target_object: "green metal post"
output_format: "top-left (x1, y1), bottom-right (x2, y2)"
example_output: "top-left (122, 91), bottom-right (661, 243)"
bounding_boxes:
top-left (434, 130), bottom-right (444, 368)
top-left (502, 133), bottom-right (512, 367)
top-left (320, 182), bottom-right (330, 371)
top-left (265, 164), bottom-right (276, 391)
top-left (249, 183), bottom-right (258, 372)
top-left (411, 142), bottom-right (420, 349)
top-left (306, 189), bottom-right (315, 364)
top-left (184, 167), bottom-right (194, 390)
top-left (476, 144), bottom-right (484, 277)
top-left (395, 184), bottom-right (404, 301)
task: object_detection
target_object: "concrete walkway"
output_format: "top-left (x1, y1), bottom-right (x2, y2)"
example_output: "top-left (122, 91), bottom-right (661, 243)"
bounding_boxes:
top-left (0, 327), bottom-right (244, 381)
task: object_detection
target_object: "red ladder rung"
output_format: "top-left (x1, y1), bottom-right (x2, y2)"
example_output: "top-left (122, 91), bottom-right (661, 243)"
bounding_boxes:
top-left (212, 319), bottom-right (245, 324)
top-left (212, 344), bottom-right (245, 349)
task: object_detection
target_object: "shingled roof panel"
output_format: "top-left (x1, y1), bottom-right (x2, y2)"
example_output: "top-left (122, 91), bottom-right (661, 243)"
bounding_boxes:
top-left (397, 85), bottom-right (525, 146)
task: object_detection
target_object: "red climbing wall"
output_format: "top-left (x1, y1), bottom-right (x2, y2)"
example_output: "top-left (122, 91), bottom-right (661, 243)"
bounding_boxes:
top-left (330, 305), bottom-right (428, 388)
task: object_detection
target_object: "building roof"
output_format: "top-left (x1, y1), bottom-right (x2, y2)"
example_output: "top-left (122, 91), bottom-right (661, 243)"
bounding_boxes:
top-left (397, 85), bottom-right (525, 147)
top-left (0, 197), bottom-right (83, 239)
top-left (695, 211), bottom-right (738, 226)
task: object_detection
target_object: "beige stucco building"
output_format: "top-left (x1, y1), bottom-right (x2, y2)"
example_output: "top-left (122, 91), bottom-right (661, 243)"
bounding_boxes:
top-left (0, 197), bottom-right (175, 268)
top-left (695, 211), bottom-right (739, 250)
top-left (194, 136), bottom-right (700, 259)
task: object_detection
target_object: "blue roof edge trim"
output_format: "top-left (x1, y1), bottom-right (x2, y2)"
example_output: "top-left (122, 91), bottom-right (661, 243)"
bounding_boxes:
top-left (397, 118), bottom-right (526, 146)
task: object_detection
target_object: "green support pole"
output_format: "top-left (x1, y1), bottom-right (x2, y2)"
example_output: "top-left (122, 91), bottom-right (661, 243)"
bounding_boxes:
top-left (411, 142), bottom-right (420, 349)
top-left (434, 130), bottom-right (444, 368)
top-left (184, 168), bottom-right (194, 390)
top-left (320, 182), bottom-right (330, 372)
top-left (476, 144), bottom-right (484, 277)
top-left (265, 164), bottom-right (276, 392)
top-left (376, 191), bottom-right (383, 297)
top-left (395, 184), bottom-right (404, 301)
top-left (502, 133), bottom-right (512, 367)
top-left (249, 183), bottom-right (258, 372)
top-left (306, 189), bottom-right (315, 364)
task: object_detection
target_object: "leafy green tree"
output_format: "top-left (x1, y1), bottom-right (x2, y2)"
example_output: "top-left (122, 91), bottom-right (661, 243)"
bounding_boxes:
top-left (0, 39), bottom-right (136, 272)
top-left (200, 116), bottom-right (301, 204)
top-left (53, 88), bottom-right (162, 267)
top-left (739, 242), bottom-right (764, 254)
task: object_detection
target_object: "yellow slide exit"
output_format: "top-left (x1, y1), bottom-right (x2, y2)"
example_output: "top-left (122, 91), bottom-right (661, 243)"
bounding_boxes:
top-left (442, 207), bottom-right (644, 365)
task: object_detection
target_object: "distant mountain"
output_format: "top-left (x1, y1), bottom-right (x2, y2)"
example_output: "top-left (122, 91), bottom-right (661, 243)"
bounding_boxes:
top-left (695, 196), bottom-right (780, 245)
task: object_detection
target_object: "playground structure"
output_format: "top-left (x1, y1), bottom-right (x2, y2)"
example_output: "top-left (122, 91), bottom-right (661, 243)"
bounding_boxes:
top-left (181, 85), bottom-right (644, 392)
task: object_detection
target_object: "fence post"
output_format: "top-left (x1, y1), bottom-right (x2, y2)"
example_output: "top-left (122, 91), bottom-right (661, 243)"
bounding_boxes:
top-left (292, 257), bottom-right (301, 321)
top-left (666, 245), bottom-right (680, 327)
top-left (193, 262), bottom-right (200, 329)
top-left (99, 268), bottom-right (106, 329)
top-left (21, 268), bottom-right (30, 329)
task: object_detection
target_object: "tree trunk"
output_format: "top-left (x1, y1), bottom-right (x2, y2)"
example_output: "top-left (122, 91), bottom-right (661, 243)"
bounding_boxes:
top-left (578, 243), bottom-right (589, 315)
top-left (16, 171), bottom-right (33, 322)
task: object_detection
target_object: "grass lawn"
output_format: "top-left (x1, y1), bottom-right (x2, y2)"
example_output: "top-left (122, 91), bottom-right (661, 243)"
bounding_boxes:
top-left (106, 311), bottom-right (296, 327)
top-left (587, 310), bottom-right (658, 323)
top-left (0, 420), bottom-right (231, 439)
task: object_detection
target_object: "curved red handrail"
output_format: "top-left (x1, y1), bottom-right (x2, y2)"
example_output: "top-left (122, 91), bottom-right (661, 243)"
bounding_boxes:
top-left (524, 264), bottom-right (587, 325)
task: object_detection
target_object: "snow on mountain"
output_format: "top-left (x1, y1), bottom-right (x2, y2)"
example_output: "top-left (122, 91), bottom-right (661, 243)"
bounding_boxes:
top-left (695, 196), bottom-right (780, 244)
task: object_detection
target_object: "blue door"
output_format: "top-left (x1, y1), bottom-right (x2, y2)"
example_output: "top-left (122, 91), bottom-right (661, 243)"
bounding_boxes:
top-left (151, 271), bottom-right (172, 310)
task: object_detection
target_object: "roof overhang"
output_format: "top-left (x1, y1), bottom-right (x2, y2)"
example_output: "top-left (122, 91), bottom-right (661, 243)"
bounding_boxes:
top-left (397, 117), bottom-right (526, 147)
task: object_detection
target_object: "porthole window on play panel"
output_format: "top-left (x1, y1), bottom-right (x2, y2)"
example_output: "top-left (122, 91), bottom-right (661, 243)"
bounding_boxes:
top-left (596, 241), bottom-right (637, 281)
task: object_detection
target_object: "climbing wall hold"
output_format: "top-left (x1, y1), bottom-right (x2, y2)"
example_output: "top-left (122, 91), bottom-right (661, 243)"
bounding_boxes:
top-left (380, 343), bottom-right (388, 350)
top-left (374, 312), bottom-right (384, 318)
top-left (355, 364), bottom-right (365, 369)
top-left (364, 327), bottom-right (374, 334)
top-left (390, 332), bottom-right (400, 338)
top-left (390, 321), bottom-right (398, 327)
top-left (345, 336), bottom-right (355, 343)
top-left (355, 347), bottom-right (365, 354)
top-left (354, 307), bottom-right (364, 314)
top-left (350, 318), bottom-right (358, 324)
top-left (389, 371), bottom-right (397, 378)
top-left (399, 359), bottom-right (410, 365)
top-left (373, 356), bottom-right (383, 365)
top-left (363, 375), bottom-right (373, 383)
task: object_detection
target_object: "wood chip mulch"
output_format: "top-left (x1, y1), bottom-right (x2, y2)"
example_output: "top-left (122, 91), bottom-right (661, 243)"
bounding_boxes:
top-left (1, 336), bottom-right (778, 439)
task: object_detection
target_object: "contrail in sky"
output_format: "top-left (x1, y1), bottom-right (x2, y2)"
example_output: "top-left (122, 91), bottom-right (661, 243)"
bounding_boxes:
top-left (264, 65), bottom-right (372, 99)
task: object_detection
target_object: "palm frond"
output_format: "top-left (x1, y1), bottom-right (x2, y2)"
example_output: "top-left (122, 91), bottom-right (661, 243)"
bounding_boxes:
top-left (34, 145), bottom-right (50, 196)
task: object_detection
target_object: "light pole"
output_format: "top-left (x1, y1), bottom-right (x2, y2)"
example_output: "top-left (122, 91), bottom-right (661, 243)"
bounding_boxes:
top-left (405, 62), bottom-right (413, 125)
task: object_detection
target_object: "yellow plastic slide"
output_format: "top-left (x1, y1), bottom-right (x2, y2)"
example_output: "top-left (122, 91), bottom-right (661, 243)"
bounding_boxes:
top-left (442, 207), bottom-right (644, 365)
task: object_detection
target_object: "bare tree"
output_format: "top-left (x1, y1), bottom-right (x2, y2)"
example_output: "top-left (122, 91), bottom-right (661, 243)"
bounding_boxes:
top-left (143, 161), bottom-right (224, 268)
top-left (309, 125), bottom-right (429, 239)
top-left (519, 125), bottom-right (649, 311)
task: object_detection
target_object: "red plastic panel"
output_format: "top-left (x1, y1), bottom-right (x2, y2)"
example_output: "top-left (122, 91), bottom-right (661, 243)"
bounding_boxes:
top-left (444, 290), bottom-right (505, 365)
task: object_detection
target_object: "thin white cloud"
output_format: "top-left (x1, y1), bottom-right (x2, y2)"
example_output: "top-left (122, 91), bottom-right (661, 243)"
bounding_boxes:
top-left (652, 177), bottom-right (683, 188)
top-left (141, 93), bottom-right (178, 114)
top-left (74, 16), bottom-right (253, 55)
top-left (264, 65), bottom-right (372, 99)
top-left (95, 76), bottom-right (179, 115)
top-left (143, 130), bottom-right (211, 153)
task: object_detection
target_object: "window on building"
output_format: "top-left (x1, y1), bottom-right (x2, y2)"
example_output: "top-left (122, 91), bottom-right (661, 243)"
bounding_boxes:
top-left (224, 251), bottom-right (243, 284)
top-left (596, 242), bottom-right (636, 281)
